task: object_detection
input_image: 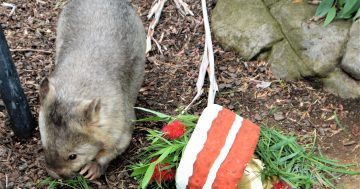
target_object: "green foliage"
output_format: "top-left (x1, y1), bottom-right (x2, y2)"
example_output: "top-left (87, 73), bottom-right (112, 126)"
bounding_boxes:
top-left (256, 126), bottom-right (359, 189)
top-left (315, 0), bottom-right (360, 26)
top-left (38, 176), bottom-right (91, 189)
top-left (131, 107), bottom-right (198, 189)
top-left (130, 108), bottom-right (359, 189)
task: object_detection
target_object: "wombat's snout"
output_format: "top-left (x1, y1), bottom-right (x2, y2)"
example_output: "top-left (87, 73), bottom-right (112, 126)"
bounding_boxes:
top-left (46, 166), bottom-right (76, 179)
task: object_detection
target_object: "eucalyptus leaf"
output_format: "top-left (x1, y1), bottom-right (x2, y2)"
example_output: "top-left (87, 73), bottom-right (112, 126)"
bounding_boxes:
top-left (141, 163), bottom-right (156, 189)
top-left (339, 0), bottom-right (346, 6)
top-left (131, 165), bottom-right (149, 177)
top-left (315, 0), bottom-right (335, 17)
top-left (315, 0), bottom-right (359, 25)
top-left (141, 146), bottom-right (175, 188)
top-left (324, 7), bottom-right (337, 26)
top-left (135, 116), bottom-right (165, 122)
top-left (342, 0), bottom-right (360, 16)
top-left (135, 107), bottom-right (173, 121)
top-left (353, 8), bottom-right (360, 20)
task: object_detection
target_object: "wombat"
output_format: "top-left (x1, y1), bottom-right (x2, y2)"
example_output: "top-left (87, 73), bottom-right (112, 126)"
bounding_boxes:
top-left (38, 0), bottom-right (145, 180)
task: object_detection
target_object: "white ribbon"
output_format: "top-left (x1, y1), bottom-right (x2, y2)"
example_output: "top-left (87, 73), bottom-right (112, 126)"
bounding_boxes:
top-left (184, 0), bottom-right (218, 112)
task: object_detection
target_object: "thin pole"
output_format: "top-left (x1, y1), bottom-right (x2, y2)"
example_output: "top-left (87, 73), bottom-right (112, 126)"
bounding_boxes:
top-left (0, 26), bottom-right (35, 138)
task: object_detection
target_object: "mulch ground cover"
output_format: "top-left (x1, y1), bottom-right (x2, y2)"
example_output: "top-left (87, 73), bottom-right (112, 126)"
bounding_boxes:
top-left (0, 0), bottom-right (359, 188)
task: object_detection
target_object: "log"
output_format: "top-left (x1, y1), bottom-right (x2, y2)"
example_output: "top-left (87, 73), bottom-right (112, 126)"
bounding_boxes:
top-left (0, 26), bottom-right (35, 138)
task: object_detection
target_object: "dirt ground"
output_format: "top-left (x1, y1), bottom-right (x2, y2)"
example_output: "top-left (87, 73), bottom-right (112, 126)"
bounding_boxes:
top-left (0, 0), bottom-right (359, 188)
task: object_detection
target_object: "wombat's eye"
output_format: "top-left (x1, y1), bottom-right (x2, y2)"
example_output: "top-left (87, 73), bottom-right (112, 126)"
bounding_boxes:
top-left (68, 154), bottom-right (77, 160)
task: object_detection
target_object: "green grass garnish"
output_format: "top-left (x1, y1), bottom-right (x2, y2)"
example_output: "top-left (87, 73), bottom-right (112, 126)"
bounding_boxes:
top-left (333, 110), bottom-right (346, 131)
top-left (131, 108), bottom-right (198, 189)
top-left (256, 126), bottom-right (359, 189)
top-left (131, 108), bottom-right (359, 189)
top-left (38, 176), bottom-right (91, 189)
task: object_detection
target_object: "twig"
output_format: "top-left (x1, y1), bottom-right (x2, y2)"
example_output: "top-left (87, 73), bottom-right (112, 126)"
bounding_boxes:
top-left (1, 2), bottom-right (16, 16)
top-left (152, 37), bottom-right (163, 54)
top-left (5, 174), bottom-right (8, 188)
top-left (173, 0), bottom-right (194, 16)
top-left (10, 48), bottom-right (52, 54)
top-left (146, 0), bottom-right (193, 53)
top-left (308, 0), bottom-right (322, 5)
top-left (36, 0), bottom-right (46, 4)
top-left (351, 144), bottom-right (360, 153)
top-left (146, 0), bottom-right (167, 53)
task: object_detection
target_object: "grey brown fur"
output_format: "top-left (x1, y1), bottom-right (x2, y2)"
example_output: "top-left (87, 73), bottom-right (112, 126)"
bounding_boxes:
top-left (38, 0), bottom-right (145, 179)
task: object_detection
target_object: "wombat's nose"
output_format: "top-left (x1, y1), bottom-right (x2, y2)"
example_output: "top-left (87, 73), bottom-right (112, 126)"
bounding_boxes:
top-left (46, 167), bottom-right (61, 179)
top-left (46, 166), bottom-right (76, 179)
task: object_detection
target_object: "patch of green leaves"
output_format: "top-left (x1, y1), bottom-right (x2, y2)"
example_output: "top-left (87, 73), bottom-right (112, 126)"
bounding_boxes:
top-left (256, 126), bottom-right (359, 189)
top-left (130, 109), bottom-right (198, 189)
top-left (38, 176), bottom-right (91, 189)
top-left (315, 0), bottom-right (360, 26)
top-left (316, 0), bottom-right (335, 17)
top-left (324, 7), bottom-right (337, 26)
top-left (131, 108), bottom-right (359, 189)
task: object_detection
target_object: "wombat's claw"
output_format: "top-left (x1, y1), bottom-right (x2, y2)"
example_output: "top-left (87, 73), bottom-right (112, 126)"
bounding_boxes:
top-left (80, 161), bottom-right (103, 180)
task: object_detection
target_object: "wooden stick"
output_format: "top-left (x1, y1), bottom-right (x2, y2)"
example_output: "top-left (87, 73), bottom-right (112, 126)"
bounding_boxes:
top-left (10, 48), bottom-right (52, 54)
top-left (173, 0), bottom-right (194, 16)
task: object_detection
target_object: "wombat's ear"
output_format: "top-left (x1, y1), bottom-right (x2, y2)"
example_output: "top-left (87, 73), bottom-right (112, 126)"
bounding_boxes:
top-left (40, 78), bottom-right (55, 104)
top-left (84, 98), bottom-right (101, 124)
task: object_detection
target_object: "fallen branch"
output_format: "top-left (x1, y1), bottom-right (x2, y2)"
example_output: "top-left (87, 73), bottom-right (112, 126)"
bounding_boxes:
top-left (10, 48), bottom-right (52, 54)
top-left (146, 0), bottom-right (168, 53)
top-left (173, 0), bottom-right (194, 16)
top-left (146, 0), bottom-right (194, 53)
top-left (1, 2), bottom-right (16, 16)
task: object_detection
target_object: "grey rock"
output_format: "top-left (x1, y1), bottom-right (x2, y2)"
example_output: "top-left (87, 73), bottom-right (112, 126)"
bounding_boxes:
top-left (263, 0), bottom-right (281, 7)
top-left (269, 0), bottom-right (351, 76)
top-left (341, 20), bottom-right (360, 80)
top-left (322, 68), bottom-right (360, 98)
top-left (212, 0), bottom-right (360, 98)
top-left (274, 111), bottom-right (285, 121)
top-left (269, 40), bottom-right (313, 80)
top-left (212, 0), bottom-right (283, 60)
top-left (257, 51), bottom-right (270, 61)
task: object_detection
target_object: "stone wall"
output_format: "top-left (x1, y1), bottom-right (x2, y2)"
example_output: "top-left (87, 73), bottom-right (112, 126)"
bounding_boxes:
top-left (212, 0), bottom-right (360, 98)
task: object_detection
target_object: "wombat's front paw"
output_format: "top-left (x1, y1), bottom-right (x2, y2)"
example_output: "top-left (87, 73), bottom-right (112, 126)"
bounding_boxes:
top-left (79, 161), bottom-right (105, 180)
